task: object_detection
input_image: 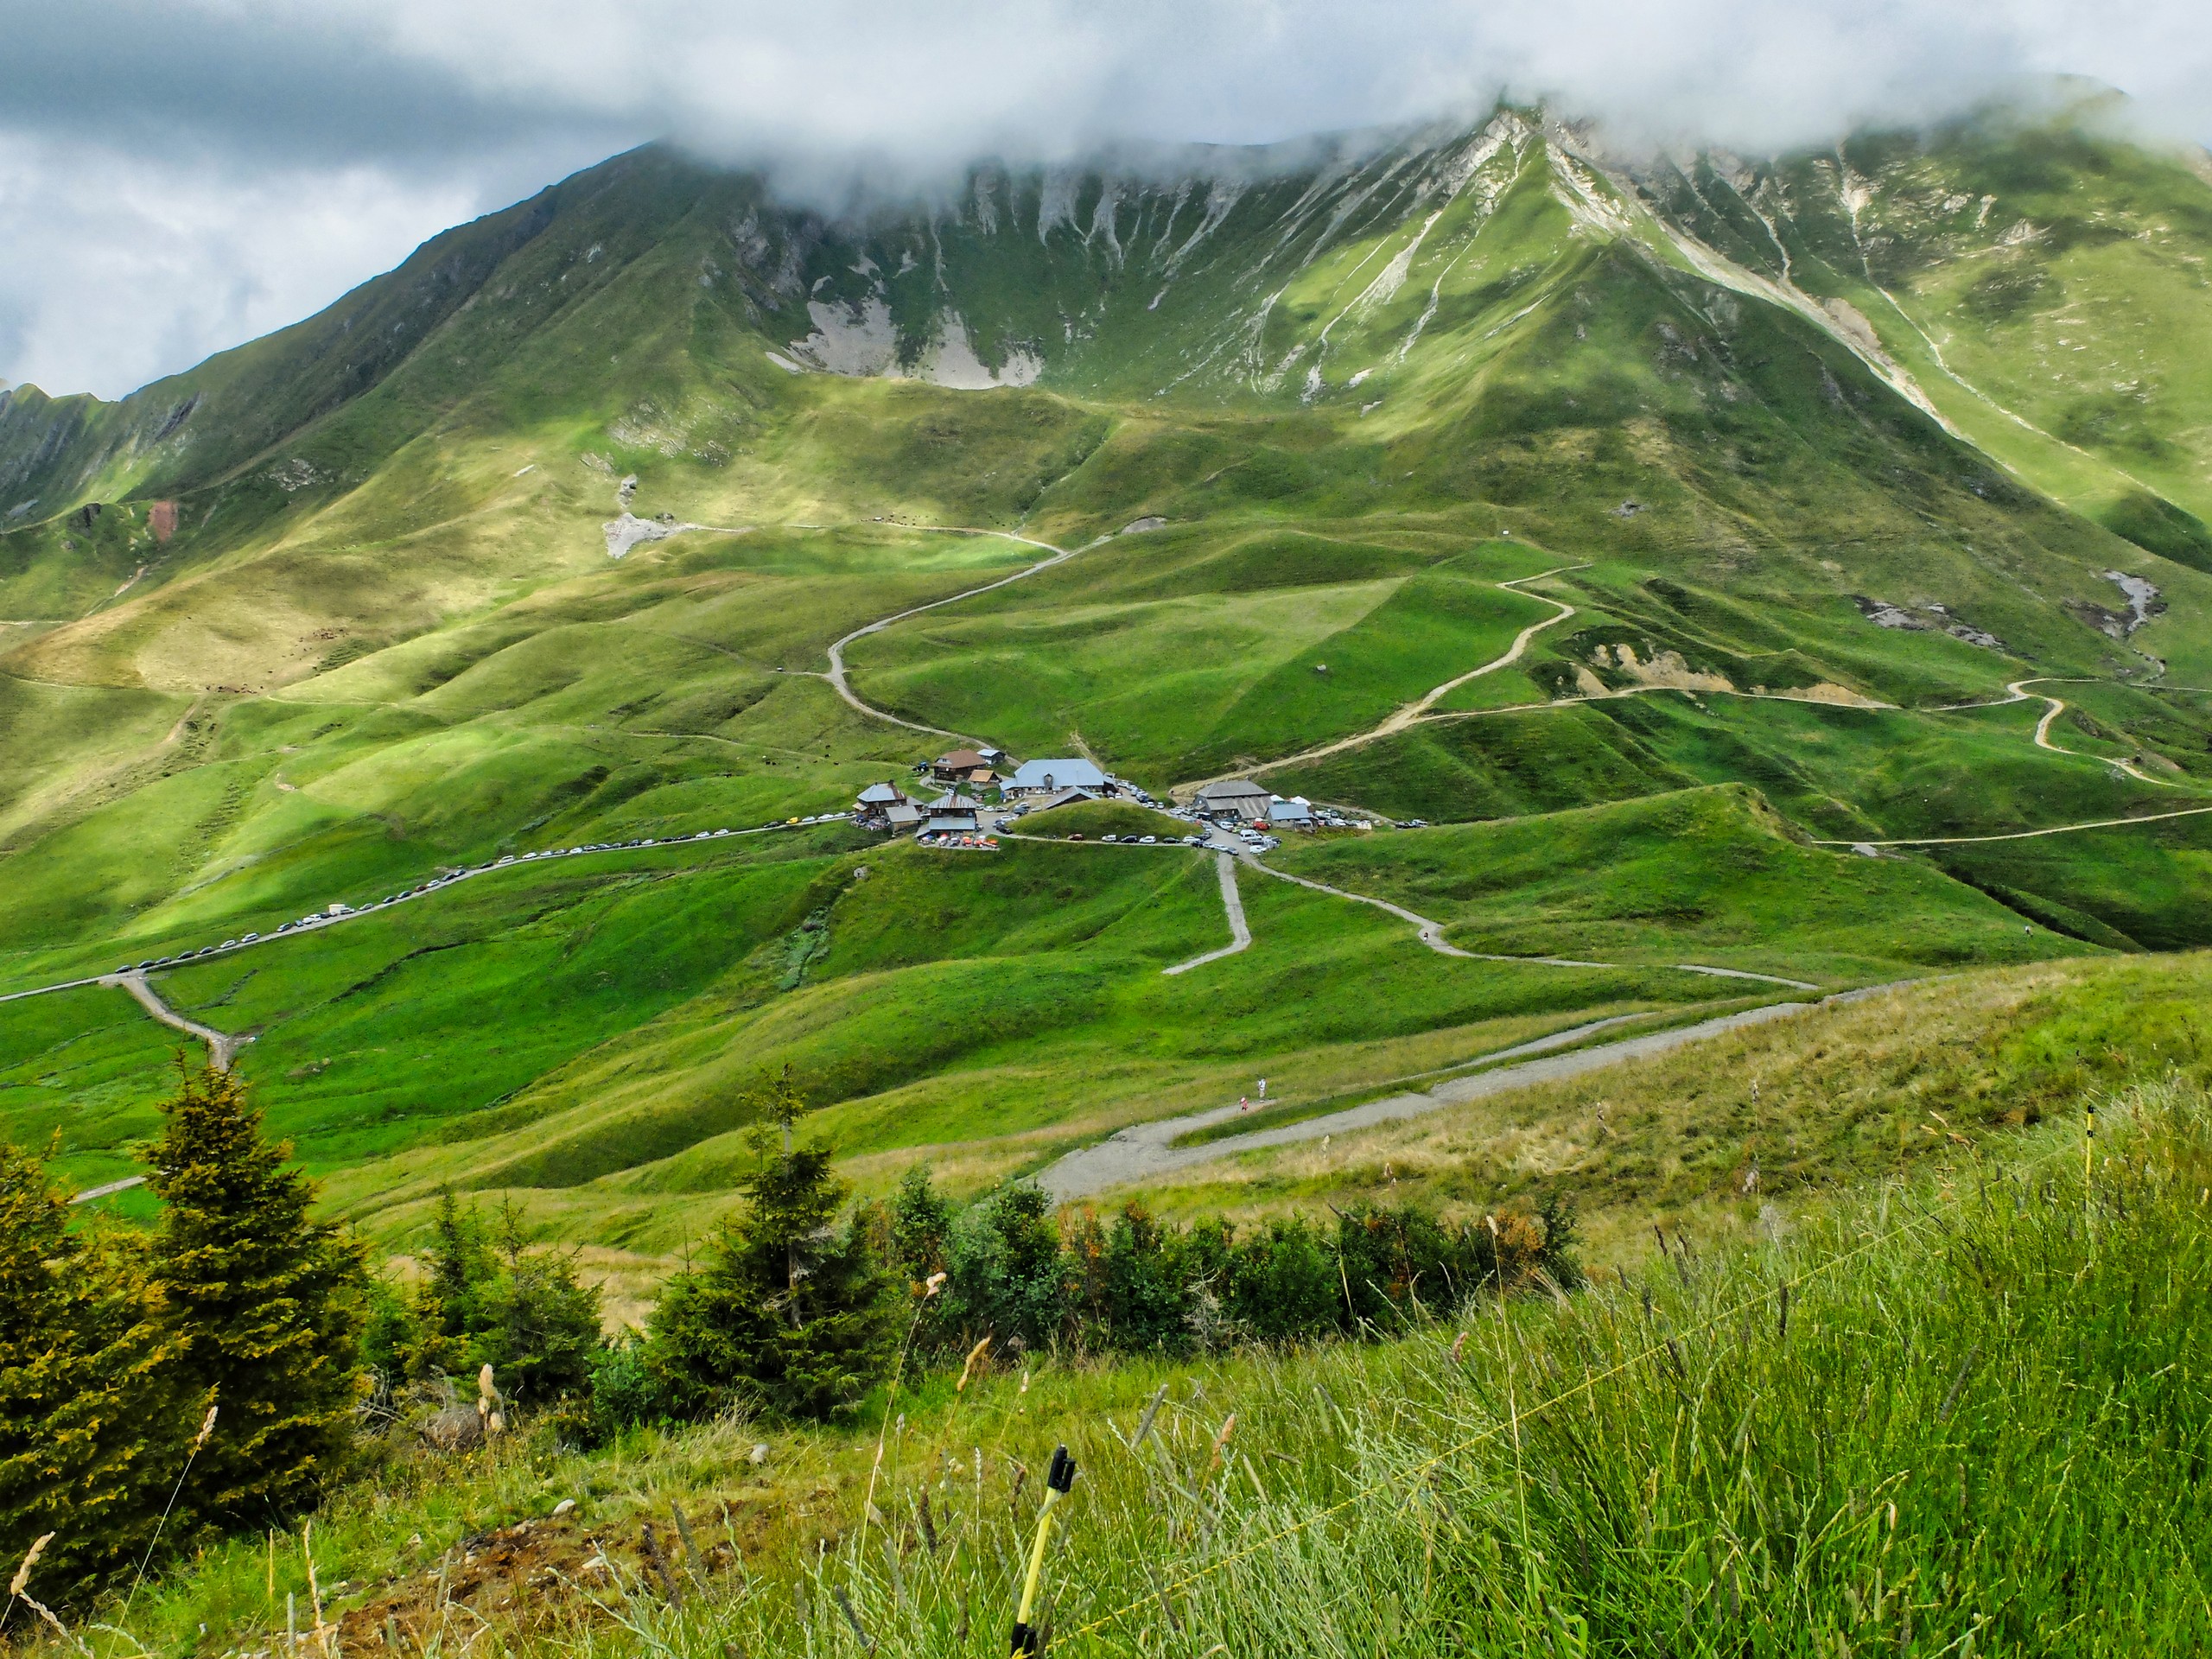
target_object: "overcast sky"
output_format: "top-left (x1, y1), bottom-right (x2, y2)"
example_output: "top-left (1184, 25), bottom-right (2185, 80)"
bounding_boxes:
top-left (1, 0), bottom-right (2206, 400)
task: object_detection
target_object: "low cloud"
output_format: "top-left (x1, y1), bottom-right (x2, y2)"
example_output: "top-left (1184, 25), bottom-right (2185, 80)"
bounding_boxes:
top-left (2, 0), bottom-right (2207, 397)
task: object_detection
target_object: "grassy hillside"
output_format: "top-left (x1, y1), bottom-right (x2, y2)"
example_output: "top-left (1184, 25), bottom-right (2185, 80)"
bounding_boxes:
top-left (89, 1037), bottom-right (2212, 1656)
top-left (2, 99), bottom-right (2210, 1260)
top-left (1129, 950), bottom-right (2212, 1248)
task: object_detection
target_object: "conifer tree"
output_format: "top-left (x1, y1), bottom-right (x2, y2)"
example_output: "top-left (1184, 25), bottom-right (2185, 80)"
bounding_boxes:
top-left (0, 1143), bottom-right (181, 1601)
top-left (647, 1071), bottom-right (893, 1421)
top-left (469, 1202), bottom-right (602, 1406)
top-left (145, 1063), bottom-right (366, 1529)
top-left (399, 1188), bottom-right (496, 1379)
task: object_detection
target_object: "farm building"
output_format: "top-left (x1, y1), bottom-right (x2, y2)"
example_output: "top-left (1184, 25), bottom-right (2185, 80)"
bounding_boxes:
top-left (920, 789), bottom-right (983, 835)
top-left (1194, 779), bottom-right (1273, 821)
top-left (922, 791), bottom-right (980, 835)
top-left (1267, 796), bottom-right (1316, 830)
top-left (853, 781), bottom-right (910, 827)
top-left (1005, 758), bottom-right (1109, 797)
top-left (1023, 786), bottom-right (1101, 815)
top-left (929, 747), bottom-right (1004, 785)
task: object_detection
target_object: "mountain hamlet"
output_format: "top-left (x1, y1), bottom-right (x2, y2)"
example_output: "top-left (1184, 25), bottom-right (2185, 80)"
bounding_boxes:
top-left (4, 86), bottom-right (2212, 1651)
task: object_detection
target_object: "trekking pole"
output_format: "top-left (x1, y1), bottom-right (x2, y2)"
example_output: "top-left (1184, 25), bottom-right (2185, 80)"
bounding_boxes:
top-left (2084, 1100), bottom-right (2096, 1251)
top-left (1012, 1445), bottom-right (1077, 1655)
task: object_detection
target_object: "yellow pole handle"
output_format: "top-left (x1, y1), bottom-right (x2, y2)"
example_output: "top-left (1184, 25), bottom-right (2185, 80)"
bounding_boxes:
top-left (1016, 1488), bottom-right (1061, 1630)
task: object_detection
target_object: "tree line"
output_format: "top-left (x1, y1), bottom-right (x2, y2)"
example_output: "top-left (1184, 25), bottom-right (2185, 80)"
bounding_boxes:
top-left (0, 1062), bottom-right (1578, 1607)
top-left (582, 1069), bottom-right (1580, 1440)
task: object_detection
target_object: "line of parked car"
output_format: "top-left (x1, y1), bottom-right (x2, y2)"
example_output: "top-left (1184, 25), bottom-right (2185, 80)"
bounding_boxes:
top-left (115, 811), bottom-right (853, 975)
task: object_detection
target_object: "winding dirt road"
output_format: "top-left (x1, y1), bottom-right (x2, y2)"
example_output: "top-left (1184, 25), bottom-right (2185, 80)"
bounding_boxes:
top-left (2007, 677), bottom-right (2182, 788)
top-left (1161, 853), bottom-right (1251, 975)
top-left (1240, 855), bottom-right (1819, 988)
top-left (1172, 565), bottom-right (1586, 800)
top-left (822, 525), bottom-right (1107, 738)
top-left (1039, 984), bottom-right (1900, 1200)
top-left (1818, 800), bottom-right (2212, 849)
top-left (101, 969), bottom-right (249, 1070)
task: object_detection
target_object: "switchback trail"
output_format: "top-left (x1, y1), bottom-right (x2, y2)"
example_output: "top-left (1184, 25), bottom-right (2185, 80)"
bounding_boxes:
top-left (2010, 677), bottom-right (2183, 788)
top-left (1242, 856), bottom-right (1821, 988)
top-left (1172, 565), bottom-right (1586, 800)
top-left (1038, 983), bottom-right (1902, 1200)
top-left (1163, 854), bottom-right (1250, 975)
top-left (1006, 830), bottom-right (1821, 988)
top-left (1820, 799), bottom-right (2212, 848)
top-left (103, 969), bottom-right (248, 1070)
top-left (1933, 677), bottom-right (2192, 788)
top-left (821, 524), bottom-right (1110, 739)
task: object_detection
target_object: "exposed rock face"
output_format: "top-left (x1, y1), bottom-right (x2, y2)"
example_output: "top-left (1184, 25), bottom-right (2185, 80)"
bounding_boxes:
top-left (1853, 595), bottom-right (2008, 652)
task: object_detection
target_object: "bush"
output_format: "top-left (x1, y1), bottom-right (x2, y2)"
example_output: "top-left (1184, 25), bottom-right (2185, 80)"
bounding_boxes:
top-left (470, 1213), bottom-right (602, 1408)
top-left (571, 1339), bottom-right (664, 1446)
top-left (895, 1167), bottom-right (1581, 1361)
top-left (1223, 1217), bottom-right (1342, 1343)
top-left (372, 1196), bottom-right (603, 1410)
top-left (942, 1182), bottom-right (1071, 1357)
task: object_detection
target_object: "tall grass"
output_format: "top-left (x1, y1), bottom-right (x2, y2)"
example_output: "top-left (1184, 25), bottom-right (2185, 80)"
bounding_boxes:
top-left (73, 1080), bottom-right (2212, 1656)
top-left (468, 1080), bottom-right (2212, 1657)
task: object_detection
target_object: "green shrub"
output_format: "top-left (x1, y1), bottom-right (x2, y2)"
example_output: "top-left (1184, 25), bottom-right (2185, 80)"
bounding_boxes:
top-left (573, 1339), bottom-right (664, 1446)
top-left (369, 1193), bottom-right (603, 1409)
top-left (899, 1169), bottom-right (1581, 1360)
top-left (468, 1214), bottom-right (602, 1409)
top-left (1222, 1216), bottom-right (1343, 1342)
top-left (942, 1182), bottom-right (1073, 1357)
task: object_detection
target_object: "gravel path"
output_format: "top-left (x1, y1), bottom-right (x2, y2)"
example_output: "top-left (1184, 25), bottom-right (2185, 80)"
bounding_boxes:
top-left (1039, 986), bottom-right (1899, 1200)
top-left (68, 1174), bottom-right (147, 1206)
top-left (1242, 857), bottom-right (1820, 988)
top-left (1172, 565), bottom-right (1585, 800)
top-left (1162, 854), bottom-right (1250, 975)
top-left (104, 969), bottom-right (248, 1070)
top-left (821, 524), bottom-right (1108, 737)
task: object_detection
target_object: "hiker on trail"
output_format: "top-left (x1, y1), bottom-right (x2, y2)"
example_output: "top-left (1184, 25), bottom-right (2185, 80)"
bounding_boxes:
top-left (1239, 1096), bottom-right (1249, 1113)
top-left (1257, 1078), bottom-right (1268, 1099)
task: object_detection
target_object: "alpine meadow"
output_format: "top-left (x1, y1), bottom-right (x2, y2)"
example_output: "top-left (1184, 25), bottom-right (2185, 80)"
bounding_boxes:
top-left (4, 73), bottom-right (2212, 1653)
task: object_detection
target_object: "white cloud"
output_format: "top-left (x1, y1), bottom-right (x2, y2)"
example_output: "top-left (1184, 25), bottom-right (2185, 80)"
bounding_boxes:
top-left (0, 136), bottom-right (486, 400)
top-left (1, 0), bottom-right (2207, 397)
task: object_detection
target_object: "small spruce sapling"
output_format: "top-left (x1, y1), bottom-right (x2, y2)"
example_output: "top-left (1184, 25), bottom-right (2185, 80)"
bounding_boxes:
top-left (467, 1201), bottom-right (601, 1407)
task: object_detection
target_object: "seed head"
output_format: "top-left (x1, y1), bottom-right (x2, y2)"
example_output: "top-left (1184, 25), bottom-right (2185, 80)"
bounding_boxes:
top-left (955, 1335), bottom-right (992, 1391)
top-left (10, 1532), bottom-right (54, 1598)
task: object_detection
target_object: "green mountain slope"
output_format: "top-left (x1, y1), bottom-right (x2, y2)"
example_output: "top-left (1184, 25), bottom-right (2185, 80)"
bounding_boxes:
top-left (3, 98), bottom-right (2210, 1251)
top-left (1618, 92), bottom-right (2212, 560)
